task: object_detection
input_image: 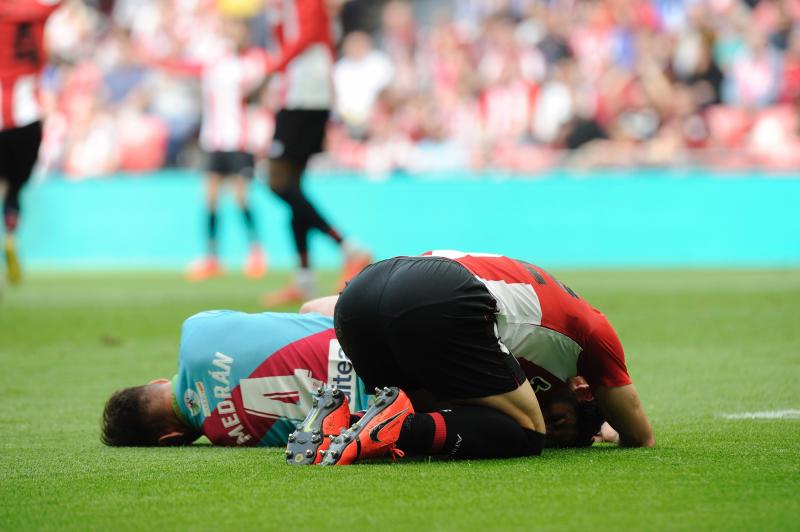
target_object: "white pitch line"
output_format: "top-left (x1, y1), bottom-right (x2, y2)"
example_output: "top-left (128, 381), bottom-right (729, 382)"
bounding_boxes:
top-left (721, 409), bottom-right (800, 420)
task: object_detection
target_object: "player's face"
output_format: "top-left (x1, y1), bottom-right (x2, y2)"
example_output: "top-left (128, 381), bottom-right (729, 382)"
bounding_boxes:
top-left (542, 400), bottom-right (579, 448)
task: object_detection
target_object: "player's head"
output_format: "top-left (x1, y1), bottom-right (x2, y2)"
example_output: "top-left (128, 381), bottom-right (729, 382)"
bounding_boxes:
top-left (542, 390), bottom-right (605, 448)
top-left (101, 380), bottom-right (196, 447)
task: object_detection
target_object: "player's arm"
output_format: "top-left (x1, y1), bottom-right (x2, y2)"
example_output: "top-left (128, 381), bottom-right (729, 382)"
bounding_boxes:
top-left (266, 0), bottom-right (328, 74)
top-left (593, 384), bottom-right (655, 447)
top-left (299, 295), bottom-right (339, 316)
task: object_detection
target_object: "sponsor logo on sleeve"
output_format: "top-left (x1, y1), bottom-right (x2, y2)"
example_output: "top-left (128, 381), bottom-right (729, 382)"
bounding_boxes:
top-left (184, 389), bottom-right (201, 416)
top-left (195, 382), bottom-right (211, 417)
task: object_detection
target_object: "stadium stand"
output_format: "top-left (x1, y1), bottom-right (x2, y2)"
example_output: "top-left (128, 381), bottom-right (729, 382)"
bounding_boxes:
top-left (36, 0), bottom-right (800, 178)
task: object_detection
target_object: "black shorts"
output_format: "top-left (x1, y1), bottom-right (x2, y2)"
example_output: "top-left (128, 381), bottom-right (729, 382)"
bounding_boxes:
top-left (269, 109), bottom-right (329, 165)
top-left (206, 151), bottom-right (255, 178)
top-left (0, 121), bottom-right (42, 186)
top-left (334, 256), bottom-right (526, 400)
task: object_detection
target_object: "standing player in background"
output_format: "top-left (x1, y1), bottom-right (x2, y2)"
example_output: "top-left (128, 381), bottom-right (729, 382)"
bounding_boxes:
top-left (0, 0), bottom-right (61, 285)
top-left (261, 0), bottom-right (370, 306)
top-left (145, 18), bottom-right (269, 282)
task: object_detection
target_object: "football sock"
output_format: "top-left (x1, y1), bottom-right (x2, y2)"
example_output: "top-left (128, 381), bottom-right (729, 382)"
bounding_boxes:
top-left (207, 210), bottom-right (218, 256)
top-left (240, 206), bottom-right (258, 242)
top-left (3, 211), bottom-right (19, 233)
top-left (295, 267), bottom-right (315, 295)
top-left (3, 180), bottom-right (22, 232)
top-left (273, 186), bottom-right (342, 247)
top-left (327, 228), bottom-right (343, 244)
top-left (397, 406), bottom-right (544, 459)
top-left (290, 214), bottom-right (310, 266)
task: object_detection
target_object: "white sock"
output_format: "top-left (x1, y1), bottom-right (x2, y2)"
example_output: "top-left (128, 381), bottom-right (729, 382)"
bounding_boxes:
top-left (295, 268), bottom-right (316, 296)
top-left (341, 240), bottom-right (366, 258)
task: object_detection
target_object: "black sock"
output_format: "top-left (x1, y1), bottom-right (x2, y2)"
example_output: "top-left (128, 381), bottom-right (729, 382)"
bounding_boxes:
top-left (273, 186), bottom-right (340, 243)
top-left (290, 215), bottom-right (310, 268)
top-left (397, 406), bottom-right (544, 459)
top-left (207, 210), bottom-right (218, 256)
top-left (240, 206), bottom-right (257, 242)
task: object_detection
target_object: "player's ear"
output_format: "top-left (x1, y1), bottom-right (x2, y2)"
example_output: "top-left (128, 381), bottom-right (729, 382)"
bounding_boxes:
top-left (157, 431), bottom-right (190, 446)
top-left (568, 376), bottom-right (594, 403)
top-left (149, 378), bottom-right (170, 385)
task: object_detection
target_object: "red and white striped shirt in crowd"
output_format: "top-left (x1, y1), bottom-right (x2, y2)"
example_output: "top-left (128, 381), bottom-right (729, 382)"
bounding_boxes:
top-left (268, 0), bottom-right (334, 110)
top-left (0, 0), bottom-right (60, 131)
top-left (160, 47), bottom-right (268, 153)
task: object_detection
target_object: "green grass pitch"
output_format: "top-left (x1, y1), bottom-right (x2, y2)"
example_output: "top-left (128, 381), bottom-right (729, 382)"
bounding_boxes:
top-left (1, 270), bottom-right (799, 531)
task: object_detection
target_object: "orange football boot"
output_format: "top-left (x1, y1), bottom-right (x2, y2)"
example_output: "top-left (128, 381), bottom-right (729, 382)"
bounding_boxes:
top-left (337, 249), bottom-right (372, 291)
top-left (319, 386), bottom-right (413, 465)
top-left (185, 256), bottom-right (223, 282)
top-left (243, 246), bottom-right (268, 279)
top-left (261, 284), bottom-right (311, 307)
top-left (285, 386), bottom-right (352, 465)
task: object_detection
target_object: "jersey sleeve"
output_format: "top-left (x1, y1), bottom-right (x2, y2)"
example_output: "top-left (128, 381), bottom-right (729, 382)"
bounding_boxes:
top-left (266, 0), bottom-right (330, 74)
top-left (576, 318), bottom-right (632, 389)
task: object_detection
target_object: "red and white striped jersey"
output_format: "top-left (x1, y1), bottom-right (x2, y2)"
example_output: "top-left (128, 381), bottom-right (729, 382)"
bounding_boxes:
top-left (162, 47), bottom-right (268, 152)
top-left (422, 250), bottom-right (632, 390)
top-left (0, 0), bottom-right (60, 131)
top-left (269, 0), bottom-right (334, 110)
top-left (200, 48), bottom-right (268, 152)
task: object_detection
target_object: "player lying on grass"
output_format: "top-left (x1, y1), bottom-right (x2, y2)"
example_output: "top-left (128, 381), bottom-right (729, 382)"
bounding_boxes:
top-left (101, 311), bottom-right (370, 447)
top-left (100, 309), bottom-right (605, 453)
top-left (294, 250), bottom-right (654, 465)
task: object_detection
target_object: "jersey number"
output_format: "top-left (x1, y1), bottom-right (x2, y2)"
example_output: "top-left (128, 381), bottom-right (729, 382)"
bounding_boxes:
top-left (518, 260), bottom-right (580, 299)
top-left (239, 369), bottom-right (323, 421)
top-left (14, 23), bottom-right (40, 65)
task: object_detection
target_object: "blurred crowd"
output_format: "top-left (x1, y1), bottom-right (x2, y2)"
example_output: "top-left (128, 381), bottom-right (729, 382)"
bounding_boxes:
top-left (39, 0), bottom-right (800, 178)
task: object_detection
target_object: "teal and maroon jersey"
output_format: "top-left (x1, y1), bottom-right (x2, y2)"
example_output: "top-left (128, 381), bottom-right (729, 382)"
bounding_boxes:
top-left (171, 310), bottom-right (369, 447)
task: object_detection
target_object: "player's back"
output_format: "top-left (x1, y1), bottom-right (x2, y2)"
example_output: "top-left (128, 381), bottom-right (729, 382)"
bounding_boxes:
top-left (423, 251), bottom-right (629, 388)
top-left (423, 250), bottom-right (605, 344)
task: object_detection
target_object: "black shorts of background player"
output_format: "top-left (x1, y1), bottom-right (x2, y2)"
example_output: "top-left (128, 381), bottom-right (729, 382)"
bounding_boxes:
top-left (0, 120), bottom-right (41, 285)
top-left (262, 110), bottom-right (370, 306)
top-left (186, 150), bottom-right (266, 282)
top-left (329, 256), bottom-right (548, 462)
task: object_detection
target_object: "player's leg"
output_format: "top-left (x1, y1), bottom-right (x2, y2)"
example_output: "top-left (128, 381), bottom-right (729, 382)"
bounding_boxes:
top-left (232, 152), bottom-right (266, 279)
top-left (1, 121), bottom-right (43, 285)
top-left (324, 257), bottom-right (545, 465)
top-left (186, 154), bottom-right (224, 281)
top-left (262, 156), bottom-right (317, 304)
top-left (263, 110), bottom-right (369, 305)
top-left (206, 171), bottom-right (222, 257)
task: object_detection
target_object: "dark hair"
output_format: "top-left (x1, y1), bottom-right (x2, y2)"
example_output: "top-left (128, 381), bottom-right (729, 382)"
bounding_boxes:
top-left (101, 386), bottom-right (160, 446)
top-left (572, 398), bottom-right (605, 447)
top-left (545, 390), bottom-right (605, 448)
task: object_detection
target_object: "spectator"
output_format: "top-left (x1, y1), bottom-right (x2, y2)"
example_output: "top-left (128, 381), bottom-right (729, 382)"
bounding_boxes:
top-left (334, 31), bottom-right (394, 136)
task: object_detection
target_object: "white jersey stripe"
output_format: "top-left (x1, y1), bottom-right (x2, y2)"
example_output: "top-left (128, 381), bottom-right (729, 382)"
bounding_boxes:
top-left (13, 74), bottom-right (40, 127)
top-left (504, 324), bottom-right (582, 382)
top-left (478, 278), bottom-right (542, 325)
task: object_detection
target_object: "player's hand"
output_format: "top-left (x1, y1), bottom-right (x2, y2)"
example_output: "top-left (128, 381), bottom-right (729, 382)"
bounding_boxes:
top-left (593, 422), bottom-right (620, 444)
